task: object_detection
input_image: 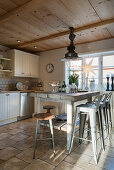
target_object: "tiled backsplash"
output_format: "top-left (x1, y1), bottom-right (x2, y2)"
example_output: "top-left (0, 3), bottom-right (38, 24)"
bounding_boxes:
top-left (0, 72), bottom-right (40, 91)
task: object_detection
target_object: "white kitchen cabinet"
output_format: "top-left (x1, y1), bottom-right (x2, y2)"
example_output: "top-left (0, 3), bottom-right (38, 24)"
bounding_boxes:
top-left (8, 93), bottom-right (20, 119)
top-left (29, 53), bottom-right (39, 77)
top-left (7, 49), bottom-right (39, 77)
top-left (0, 94), bottom-right (7, 121)
top-left (0, 93), bottom-right (20, 122)
top-left (14, 50), bottom-right (30, 76)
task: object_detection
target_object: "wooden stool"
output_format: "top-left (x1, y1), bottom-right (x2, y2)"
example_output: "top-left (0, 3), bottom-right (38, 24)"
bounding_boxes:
top-left (43, 105), bottom-right (55, 113)
top-left (33, 113), bottom-right (55, 159)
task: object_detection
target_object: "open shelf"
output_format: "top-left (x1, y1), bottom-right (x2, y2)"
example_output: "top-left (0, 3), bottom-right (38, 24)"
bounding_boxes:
top-left (0, 58), bottom-right (11, 61)
top-left (0, 70), bottom-right (12, 72)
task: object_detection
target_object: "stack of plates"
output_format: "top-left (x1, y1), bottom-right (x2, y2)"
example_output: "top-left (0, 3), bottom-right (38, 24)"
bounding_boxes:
top-left (16, 82), bottom-right (28, 90)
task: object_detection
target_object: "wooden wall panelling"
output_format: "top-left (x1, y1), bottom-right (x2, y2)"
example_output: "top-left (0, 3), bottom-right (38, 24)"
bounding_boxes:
top-left (0, 0), bottom-right (54, 25)
top-left (3, 22), bottom-right (35, 41)
top-left (7, 18), bottom-right (38, 39)
top-left (46, 0), bottom-right (100, 27)
top-left (60, 0), bottom-right (100, 26)
top-left (31, 7), bottom-right (69, 32)
top-left (9, 0), bottom-right (31, 6)
top-left (106, 24), bottom-right (114, 36)
top-left (0, 8), bottom-right (6, 16)
top-left (19, 13), bottom-right (58, 37)
top-left (89, 0), bottom-right (114, 19)
top-left (0, 0), bottom-right (17, 12)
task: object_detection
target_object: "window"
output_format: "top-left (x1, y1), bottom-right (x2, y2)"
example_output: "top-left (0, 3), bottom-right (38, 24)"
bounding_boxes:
top-left (103, 55), bottom-right (114, 89)
top-left (65, 60), bottom-right (82, 88)
top-left (65, 51), bottom-right (114, 90)
top-left (85, 57), bottom-right (99, 89)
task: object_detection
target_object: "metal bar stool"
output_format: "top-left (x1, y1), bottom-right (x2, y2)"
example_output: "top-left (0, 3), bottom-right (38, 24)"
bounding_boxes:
top-left (43, 105), bottom-right (55, 113)
top-left (99, 93), bottom-right (109, 139)
top-left (69, 95), bottom-right (103, 164)
top-left (106, 92), bottom-right (112, 133)
top-left (33, 113), bottom-right (55, 159)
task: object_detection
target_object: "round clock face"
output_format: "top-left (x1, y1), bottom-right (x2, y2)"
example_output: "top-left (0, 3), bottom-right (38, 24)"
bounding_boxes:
top-left (46, 63), bottom-right (54, 73)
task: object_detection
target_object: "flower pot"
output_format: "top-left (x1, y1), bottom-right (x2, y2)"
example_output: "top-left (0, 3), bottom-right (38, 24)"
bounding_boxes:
top-left (90, 82), bottom-right (95, 91)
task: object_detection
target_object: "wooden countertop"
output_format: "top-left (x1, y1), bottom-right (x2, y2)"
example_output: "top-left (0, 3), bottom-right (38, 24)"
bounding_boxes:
top-left (0, 90), bottom-right (44, 93)
top-left (30, 91), bottom-right (100, 102)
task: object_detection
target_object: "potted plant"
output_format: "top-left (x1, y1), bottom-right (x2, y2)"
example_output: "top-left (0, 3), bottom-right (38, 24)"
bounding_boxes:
top-left (90, 77), bottom-right (95, 91)
top-left (69, 73), bottom-right (79, 84)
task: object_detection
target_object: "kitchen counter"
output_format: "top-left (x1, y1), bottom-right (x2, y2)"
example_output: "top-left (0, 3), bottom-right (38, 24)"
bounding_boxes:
top-left (0, 90), bottom-right (44, 93)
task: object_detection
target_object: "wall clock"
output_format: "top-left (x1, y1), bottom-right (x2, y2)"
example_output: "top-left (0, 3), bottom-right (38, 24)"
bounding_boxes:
top-left (46, 63), bottom-right (54, 73)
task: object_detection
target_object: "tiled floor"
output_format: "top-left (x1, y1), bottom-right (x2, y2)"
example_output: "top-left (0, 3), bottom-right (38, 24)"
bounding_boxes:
top-left (0, 118), bottom-right (114, 170)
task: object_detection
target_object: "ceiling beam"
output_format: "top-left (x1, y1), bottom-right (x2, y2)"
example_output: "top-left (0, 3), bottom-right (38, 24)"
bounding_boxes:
top-left (38, 37), bottom-right (114, 53)
top-left (18, 18), bottom-right (114, 48)
top-left (0, 0), bottom-right (53, 25)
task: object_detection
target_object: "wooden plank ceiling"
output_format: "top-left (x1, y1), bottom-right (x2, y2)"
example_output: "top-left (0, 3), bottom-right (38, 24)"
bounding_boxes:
top-left (0, 0), bottom-right (114, 53)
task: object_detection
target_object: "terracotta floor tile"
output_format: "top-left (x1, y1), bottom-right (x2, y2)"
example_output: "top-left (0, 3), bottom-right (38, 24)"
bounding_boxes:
top-left (0, 157), bottom-right (28, 170)
top-left (9, 133), bottom-right (29, 142)
top-left (40, 146), bottom-right (67, 166)
top-left (54, 161), bottom-right (74, 170)
top-left (64, 152), bottom-right (92, 169)
top-left (23, 159), bottom-right (55, 170)
top-left (0, 133), bottom-right (11, 140)
top-left (85, 163), bottom-right (106, 170)
top-left (90, 155), bottom-right (114, 170)
top-left (0, 138), bottom-right (16, 149)
top-left (16, 148), bottom-right (44, 163)
top-left (0, 147), bottom-right (21, 161)
top-left (8, 128), bottom-right (24, 135)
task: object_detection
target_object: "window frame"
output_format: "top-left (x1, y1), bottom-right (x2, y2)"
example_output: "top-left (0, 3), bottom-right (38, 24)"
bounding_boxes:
top-left (65, 51), bottom-right (114, 90)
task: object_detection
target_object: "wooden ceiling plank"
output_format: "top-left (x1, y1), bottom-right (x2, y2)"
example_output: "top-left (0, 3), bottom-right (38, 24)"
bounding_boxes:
top-left (0, 0), bottom-right (17, 12)
top-left (0, 0), bottom-right (54, 25)
top-left (19, 13), bottom-right (58, 37)
top-left (9, 0), bottom-right (30, 6)
top-left (18, 18), bottom-right (114, 47)
top-left (89, 0), bottom-right (114, 20)
top-left (60, 0), bottom-right (100, 26)
top-left (31, 7), bottom-right (69, 32)
top-left (36, 37), bottom-right (114, 52)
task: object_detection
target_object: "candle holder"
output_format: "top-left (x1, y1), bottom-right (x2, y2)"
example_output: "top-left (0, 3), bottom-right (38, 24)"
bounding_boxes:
top-left (111, 76), bottom-right (114, 91)
top-left (106, 77), bottom-right (110, 91)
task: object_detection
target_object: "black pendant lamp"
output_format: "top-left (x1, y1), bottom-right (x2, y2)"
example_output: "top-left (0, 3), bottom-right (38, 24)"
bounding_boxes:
top-left (61, 27), bottom-right (81, 61)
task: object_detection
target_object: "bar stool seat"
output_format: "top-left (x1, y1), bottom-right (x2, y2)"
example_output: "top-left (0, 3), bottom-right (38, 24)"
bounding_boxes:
top-left (43, 105), bottom-right (55, 113)
top-left (34, 113), bottom-right (55, 120)
top-left (33, 113), bottom-right (55, 159)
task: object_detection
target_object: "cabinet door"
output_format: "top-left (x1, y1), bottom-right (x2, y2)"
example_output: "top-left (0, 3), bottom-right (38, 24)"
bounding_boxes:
top-left (8, 93), bottom-right (20, 119)
top-left (0, 94), bottom-right (8, 121)
top-left (14, 50), bottom-right (23, 75)
top-left (30, 54), bottom-right (39, 77)
top-left (22, 52), bottom-right (30, 76)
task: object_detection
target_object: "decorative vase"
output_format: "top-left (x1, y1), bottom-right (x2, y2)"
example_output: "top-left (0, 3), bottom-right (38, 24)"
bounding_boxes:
top-left (90, 82), bottom-right (95, 91)
top-left (71, 83), bottom-right (77, 93)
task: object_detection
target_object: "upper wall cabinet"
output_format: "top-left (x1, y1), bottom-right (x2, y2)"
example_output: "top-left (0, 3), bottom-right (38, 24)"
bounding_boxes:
top-left (7, 49), bottom-right (39, 78)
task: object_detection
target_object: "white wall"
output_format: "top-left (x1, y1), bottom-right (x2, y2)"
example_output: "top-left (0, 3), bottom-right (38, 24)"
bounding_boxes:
top-left (39, 38), bottom-right (114, 81)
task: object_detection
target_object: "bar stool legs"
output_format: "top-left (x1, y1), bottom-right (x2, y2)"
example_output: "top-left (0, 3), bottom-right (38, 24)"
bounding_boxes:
top-left (68, 109), bottom-right (78, 155)
top-left (79, 114), bottom-right (87, 144)
top-left (89, 111), bottom-right (97, 164)
top-left (49, 119), bottom-right (55, 154)
top-left (33, 120), bottom-right (39, 159)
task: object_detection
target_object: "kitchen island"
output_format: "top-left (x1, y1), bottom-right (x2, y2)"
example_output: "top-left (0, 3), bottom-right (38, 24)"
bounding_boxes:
top-left (30, 91), bottom-right (99, 150)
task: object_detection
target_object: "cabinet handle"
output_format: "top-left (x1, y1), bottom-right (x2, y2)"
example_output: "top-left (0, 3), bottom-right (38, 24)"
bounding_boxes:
top-left (22, 73), bottom-right (24, 74)
top-left (6, 94), bottom-right (9, 96)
